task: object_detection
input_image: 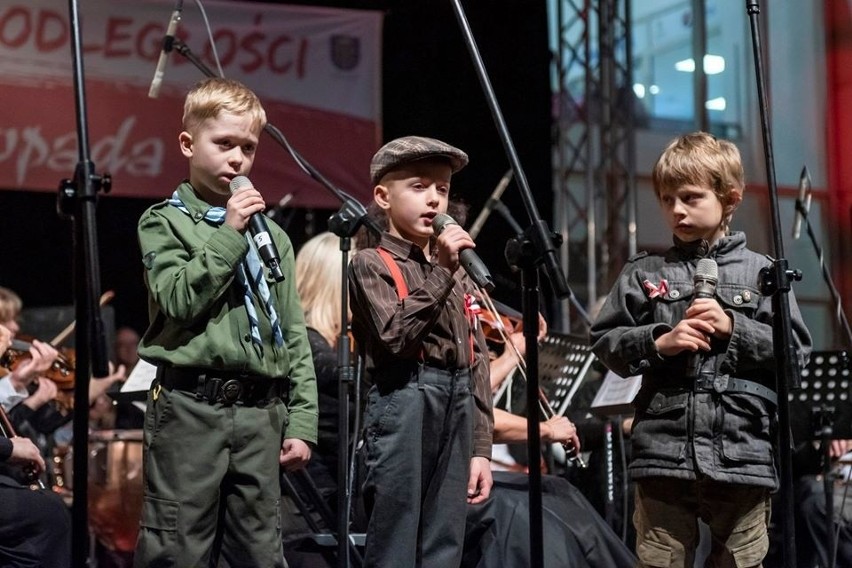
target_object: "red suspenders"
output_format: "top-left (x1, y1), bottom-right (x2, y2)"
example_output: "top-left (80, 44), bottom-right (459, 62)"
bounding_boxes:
top-left (375, 247), bottom-right (475, 366)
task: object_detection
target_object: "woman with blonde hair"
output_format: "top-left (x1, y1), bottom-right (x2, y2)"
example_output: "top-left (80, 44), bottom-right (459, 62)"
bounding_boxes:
top-left (296, 232), bottom-right (347, 346)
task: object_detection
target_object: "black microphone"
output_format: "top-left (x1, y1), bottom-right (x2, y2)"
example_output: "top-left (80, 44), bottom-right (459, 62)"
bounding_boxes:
top-left (148, 1), bottom-right (183, 99)
top-left (792, 165), bottom-right (812, 240)
top-left (686, 258), bottom-right (718, 378)
top-left (468, 169), bottom-right (513, 240)
top-left (230, 176), bottom-right (285, 282)
top-left (432, 213), bottom-right (495, 292)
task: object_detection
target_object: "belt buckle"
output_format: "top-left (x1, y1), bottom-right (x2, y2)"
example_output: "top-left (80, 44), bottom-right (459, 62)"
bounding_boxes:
top-left (220, 379), bottom-right (242, 404)
top-left (713, 375), bottom-right (729, 393)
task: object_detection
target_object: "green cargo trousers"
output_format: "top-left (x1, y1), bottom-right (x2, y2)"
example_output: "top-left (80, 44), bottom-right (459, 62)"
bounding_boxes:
top-left (133, 380), bottom-right (289, 568)
top-left (634, 476), bottom-right (771, 568)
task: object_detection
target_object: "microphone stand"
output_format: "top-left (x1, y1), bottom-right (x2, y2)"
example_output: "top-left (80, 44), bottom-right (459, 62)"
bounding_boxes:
top-left (492, 201), bottom-right (592, 329)
top-left (327, 202), bottom-right (373, 568)
top-left (169, 37), bottom-right (380, 568)
top-left (449, 2), bottom-right (575, 566)
top-left (745, 3), bottom-right (805, 567)
top-left (795, 172), bottom-right (852, 568)
top-left (794, 187), bottom-right (852, 348)
top-left (58, 0), bottom-right (112, 566)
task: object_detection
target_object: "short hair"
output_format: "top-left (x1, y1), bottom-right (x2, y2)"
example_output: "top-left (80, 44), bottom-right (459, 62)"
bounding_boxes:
top-left (652, 131), bottom-right (744, 208)
top-left (295, 232), bottom-right (353, 347)
top-left (0, 286), bottom-right (22, 323)
top-left (182, 77), bottom-right (267, 133)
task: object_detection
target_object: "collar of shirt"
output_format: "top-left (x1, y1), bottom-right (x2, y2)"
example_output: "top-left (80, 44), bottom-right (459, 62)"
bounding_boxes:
top-left (378, 231), bottom-right (430, 264)
top-left (175, 181), bottom-right (223, 225)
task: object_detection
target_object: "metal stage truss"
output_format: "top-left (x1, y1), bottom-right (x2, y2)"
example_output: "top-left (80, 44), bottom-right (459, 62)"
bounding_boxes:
top-left (550, 0), bottom-right (637, 332)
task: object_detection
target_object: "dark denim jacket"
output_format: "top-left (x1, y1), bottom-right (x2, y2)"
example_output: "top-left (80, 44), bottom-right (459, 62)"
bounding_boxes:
top-left (590, 232), bottom-right (812, 488)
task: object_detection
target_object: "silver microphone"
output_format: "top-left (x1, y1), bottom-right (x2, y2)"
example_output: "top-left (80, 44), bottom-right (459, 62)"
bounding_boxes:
top-left (792, 165), bottom-right (812, 240)
top-left (432, 213), bottom-right (495, 292)
top-left (148, 1), bottom-right (183, 99)
top-left (230, 176), bottom-right (285, 282)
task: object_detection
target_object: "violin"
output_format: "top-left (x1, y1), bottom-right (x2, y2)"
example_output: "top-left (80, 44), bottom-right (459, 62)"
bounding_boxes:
top-left (478, 302), bottom-right (522, 345)
top-left (1, 338), bottom-right (75, 386)
top-left (1, 338), bottom-right (76, 413)
top-left (0, 290), bottom-right (113, 413)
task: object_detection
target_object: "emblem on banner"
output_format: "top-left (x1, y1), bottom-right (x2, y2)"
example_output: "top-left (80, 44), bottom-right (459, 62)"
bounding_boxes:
top-left (330, 35), bottom-right (361, 70)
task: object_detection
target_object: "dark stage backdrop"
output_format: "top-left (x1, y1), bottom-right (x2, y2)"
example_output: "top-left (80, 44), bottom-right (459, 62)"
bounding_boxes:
top-left (0, 0), bottom-right (552, 338)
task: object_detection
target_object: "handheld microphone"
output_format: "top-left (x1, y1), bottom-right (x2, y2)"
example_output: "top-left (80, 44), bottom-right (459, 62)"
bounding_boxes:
top-left (468, 169), bottom-right (514, 240)
top-left (229, 176), bottom-right (285, 282)
top-left (148, 1), bottom-right (183, 99)
top-left (432, 213), bottom-right (495, 292)
top-left (686, 258), bottom-right (718, 378)
top-left (792, 165), bottom-right (812, 240)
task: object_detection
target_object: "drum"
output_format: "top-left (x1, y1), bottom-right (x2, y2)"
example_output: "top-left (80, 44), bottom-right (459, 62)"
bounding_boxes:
top-left (87, 429), bottom-right (144, 552)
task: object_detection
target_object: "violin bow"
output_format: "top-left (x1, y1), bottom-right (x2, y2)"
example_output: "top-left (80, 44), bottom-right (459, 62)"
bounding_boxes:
top-left (49, 290), bottom-right (115, 347)
top-left (476, 287), bottom-right (586, 467)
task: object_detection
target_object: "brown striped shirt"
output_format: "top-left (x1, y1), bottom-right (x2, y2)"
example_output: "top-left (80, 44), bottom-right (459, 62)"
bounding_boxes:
top-left (348, 232), bottom-right (493, 458)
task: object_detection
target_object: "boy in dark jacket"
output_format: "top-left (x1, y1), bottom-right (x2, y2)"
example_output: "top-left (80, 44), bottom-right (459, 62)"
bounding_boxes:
top-left (590, 132), bottom-right (812, 568)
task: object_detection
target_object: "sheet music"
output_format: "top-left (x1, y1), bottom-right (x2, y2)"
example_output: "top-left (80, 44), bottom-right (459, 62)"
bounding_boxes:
top-left (121, 359), bottom-right (157, 394)
top-left (590, 371), bottom-right (642, 416)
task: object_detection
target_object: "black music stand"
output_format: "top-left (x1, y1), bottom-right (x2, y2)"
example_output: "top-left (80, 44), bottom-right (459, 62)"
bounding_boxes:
top-left (790, 350), bottom-right (852, 568)
top-left (538, 332), bottom-right (597, 417)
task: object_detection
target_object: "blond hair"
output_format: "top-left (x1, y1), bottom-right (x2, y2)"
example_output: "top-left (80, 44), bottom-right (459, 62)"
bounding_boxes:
top-left (0, 287), bottom-right (22, 323)
top-left (295, 232), bottom-right (353, 346)
top-left (182, 77), bottom-right (267, 133)
top-left (652, 132), bottom-right (744, 230)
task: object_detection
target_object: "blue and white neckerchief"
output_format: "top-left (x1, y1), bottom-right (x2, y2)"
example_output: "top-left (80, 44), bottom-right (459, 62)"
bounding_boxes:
top-left (169, 191), bottom-right (284, 350)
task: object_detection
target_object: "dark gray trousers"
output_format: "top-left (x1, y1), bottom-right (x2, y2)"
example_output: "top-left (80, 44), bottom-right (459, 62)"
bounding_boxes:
top-left (361, 365), bottom-right (473, 568)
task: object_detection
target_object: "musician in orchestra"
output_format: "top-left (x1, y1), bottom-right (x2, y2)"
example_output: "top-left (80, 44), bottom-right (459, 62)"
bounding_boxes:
top-left (590, 132), bottom-right (812, 568)
top-left (0, 287), bottom-right (65, 431)
top-left (484, 317), bottom-right (583, 468)
top-left (0, 322), bottom-right (71, 568)
top-left (0, 287), bottom-right (126, 447)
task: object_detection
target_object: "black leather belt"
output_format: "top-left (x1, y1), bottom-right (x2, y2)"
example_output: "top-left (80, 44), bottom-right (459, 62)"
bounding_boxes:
top-left (694, 374), bottom-right (777, 406)
top-left (157, 366), bottom-right (289, 406)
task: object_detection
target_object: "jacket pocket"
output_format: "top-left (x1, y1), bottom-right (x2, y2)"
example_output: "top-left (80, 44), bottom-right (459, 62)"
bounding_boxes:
top-left (633, 390), bottom-right (690, 462)
top-left (720, 393), bottom-right (774, 465)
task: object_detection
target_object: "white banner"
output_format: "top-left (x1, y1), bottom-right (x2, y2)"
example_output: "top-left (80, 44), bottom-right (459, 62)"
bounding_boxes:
top-left (0, 0), bottom-right (383, 207)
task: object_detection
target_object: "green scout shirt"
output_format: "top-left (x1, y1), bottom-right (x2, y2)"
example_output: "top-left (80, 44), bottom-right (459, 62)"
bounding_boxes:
top-left (137, 182), bottom-right (318, 444)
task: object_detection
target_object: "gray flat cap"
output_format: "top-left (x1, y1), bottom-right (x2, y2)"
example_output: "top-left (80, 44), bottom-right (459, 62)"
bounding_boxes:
top-left (370, 136), bottom-right (469, 184)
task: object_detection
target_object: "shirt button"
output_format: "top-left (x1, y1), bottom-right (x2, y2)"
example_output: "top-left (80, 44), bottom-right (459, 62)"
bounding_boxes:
top-left (194, 212), bottom-right (202, 220)
top-left (733, 295), bottom-right (743, 305)
top-left (243, 334), bottom-right (251, 342)
top-left (669, 290), bottom-right (680, 299)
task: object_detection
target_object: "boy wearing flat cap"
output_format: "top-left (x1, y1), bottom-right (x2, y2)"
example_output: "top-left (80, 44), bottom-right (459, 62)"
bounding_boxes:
top-left (349, 136), bottom-right (494, 567)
